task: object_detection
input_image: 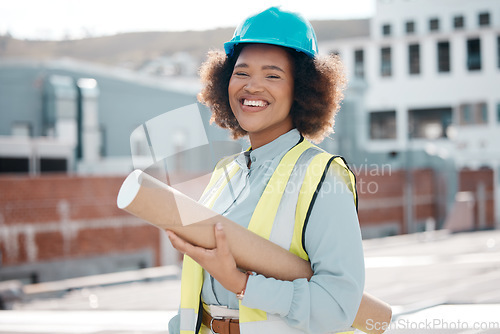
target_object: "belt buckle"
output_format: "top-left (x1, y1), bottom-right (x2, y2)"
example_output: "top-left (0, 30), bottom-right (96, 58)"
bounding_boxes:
top-left (210, 316), bottom-right (223, 334)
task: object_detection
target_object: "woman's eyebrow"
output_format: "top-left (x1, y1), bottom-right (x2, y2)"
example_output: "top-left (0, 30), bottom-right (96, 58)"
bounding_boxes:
top-left (234, 63), bottom-right (249, 69)
top-left (234, 63), bottom-right (285, 73)
top-left (262, 65), bottom-right (285, 73)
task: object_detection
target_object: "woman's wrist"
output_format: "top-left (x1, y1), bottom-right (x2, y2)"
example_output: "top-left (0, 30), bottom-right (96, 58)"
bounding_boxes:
top-left (236, 271), bottom-right (251, 300)
top-left (229, 270), bottom-right (249, 294)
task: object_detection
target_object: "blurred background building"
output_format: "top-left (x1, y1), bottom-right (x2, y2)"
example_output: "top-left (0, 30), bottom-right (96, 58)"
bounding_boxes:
top-left (0, 0), bottom-right (498, 288)
top-left (321, 0), bottom-right (499, 236)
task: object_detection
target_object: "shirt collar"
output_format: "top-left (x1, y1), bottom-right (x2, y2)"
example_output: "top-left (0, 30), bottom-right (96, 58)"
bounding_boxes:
top-left (234, 129), bottom-right (302, 170)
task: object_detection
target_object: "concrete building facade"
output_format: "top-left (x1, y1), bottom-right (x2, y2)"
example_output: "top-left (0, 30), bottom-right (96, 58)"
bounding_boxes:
top-left (0, 59), bottom-right (232, 176)
top-left (321, 0), bottom-right (500, 227)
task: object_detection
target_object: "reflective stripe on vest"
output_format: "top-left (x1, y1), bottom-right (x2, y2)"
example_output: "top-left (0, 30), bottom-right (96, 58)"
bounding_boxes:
top-left (198, 154), bottom-right (241, 208)
top-left (180, 139), bottom-right (356, 334)
top-left (180, 155), bottom-right (242, 334)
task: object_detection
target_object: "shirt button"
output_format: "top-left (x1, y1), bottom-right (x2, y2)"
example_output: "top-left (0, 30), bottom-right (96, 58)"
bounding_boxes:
top-left (251, 156), bottom-right (256, 162)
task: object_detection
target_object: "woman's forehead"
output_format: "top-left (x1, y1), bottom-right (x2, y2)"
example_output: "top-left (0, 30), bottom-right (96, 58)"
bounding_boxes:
top-left (235, 44), bottom-right (293, 70)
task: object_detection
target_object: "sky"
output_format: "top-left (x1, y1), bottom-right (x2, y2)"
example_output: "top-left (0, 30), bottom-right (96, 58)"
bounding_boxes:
top-left (0, 0), bottom-right (375, 40)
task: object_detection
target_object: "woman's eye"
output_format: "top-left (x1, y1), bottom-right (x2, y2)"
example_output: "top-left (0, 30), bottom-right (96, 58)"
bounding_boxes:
top-left (234, 72), bottom-right (248, 77)
top-left (267, 74), bottom-right (281, 79)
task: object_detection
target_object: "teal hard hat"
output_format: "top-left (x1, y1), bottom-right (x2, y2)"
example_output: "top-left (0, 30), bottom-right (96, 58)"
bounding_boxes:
top-left (224, 6), bottom-right (318, 58)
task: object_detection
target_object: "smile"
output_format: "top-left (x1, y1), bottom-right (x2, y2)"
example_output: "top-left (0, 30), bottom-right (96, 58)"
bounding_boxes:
top-left (241, 99), bottom-right (269, 107)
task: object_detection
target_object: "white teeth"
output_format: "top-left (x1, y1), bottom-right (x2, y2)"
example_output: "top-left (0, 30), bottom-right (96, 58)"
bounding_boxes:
top-left (243, 99), bottom-right (267, 107)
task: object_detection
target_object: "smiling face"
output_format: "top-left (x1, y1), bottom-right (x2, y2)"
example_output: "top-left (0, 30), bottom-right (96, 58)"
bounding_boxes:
top-left (228, 44), bottom-right (295, 149)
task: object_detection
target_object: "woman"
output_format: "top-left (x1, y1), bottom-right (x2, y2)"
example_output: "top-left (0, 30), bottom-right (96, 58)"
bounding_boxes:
top-left (167, 6), bottom-right (364, 334)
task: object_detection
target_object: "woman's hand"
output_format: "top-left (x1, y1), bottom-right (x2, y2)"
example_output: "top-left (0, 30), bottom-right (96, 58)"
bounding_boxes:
top-left (167, 223), bottom-right (248, 294)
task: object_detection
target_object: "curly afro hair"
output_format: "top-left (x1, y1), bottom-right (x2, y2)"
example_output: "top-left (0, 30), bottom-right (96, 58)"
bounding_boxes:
top-left (197, 44), bottom-right (346, 143)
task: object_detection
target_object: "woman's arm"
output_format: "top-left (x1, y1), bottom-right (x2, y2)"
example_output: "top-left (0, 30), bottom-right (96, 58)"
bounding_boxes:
top-left (168, 312), bottom-right (180, 334)
top-left (241, 166), bottom-right (365, 333)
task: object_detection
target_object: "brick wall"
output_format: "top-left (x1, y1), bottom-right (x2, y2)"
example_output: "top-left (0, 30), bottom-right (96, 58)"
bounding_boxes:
top-left (0, 167), bottom-right (495, 281)
top-left (356, 167), bottom-right (496, 234)
top-left (459, 168), bottom-right (495, 229)
top-left (356, 168), bottom-right (437, 234)
top-left (0, 174), bottom-right (161, 272)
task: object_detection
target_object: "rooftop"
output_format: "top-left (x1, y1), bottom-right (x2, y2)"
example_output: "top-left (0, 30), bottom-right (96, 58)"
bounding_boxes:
top-left (1, 229), bottom-right (499, 333)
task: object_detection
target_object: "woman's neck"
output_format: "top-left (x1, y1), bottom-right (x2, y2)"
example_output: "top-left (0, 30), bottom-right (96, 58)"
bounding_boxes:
top-left (248, 124), bottom-right (294, 149)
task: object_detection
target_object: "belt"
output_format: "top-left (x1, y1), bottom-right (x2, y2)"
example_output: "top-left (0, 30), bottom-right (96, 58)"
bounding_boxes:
top-left (202, 307), bottom-right (240, 334)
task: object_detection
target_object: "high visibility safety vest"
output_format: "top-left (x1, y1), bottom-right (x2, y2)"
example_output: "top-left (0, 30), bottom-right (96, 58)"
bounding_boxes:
top-left (179, 138), bottom-right (357, 334)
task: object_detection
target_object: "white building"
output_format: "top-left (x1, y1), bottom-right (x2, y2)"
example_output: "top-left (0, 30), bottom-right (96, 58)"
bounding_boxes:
top-left (320, 0), bottom-right (500, 226)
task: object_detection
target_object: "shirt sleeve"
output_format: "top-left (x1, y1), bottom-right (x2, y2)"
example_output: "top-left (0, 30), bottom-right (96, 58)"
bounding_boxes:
top-left (241, 165), bottom-right (365, 333)
top-left (168, 312), bottom-right (180, 334)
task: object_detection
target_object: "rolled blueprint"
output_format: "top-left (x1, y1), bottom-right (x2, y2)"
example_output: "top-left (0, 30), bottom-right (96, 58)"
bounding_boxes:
top-left (117, 170), bottom-right (392, 334)
top-left (117, 169), bottom-right (311, 281)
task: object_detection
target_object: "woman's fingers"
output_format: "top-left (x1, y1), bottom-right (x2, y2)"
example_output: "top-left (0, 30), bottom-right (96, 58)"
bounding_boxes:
top-left (168, 224), bottom-right (227, 257)
top-left (167, 225), bottom-right (232, 269)
top-left (214, 223), bottom-right (230, 255)
top-left (168, 225), bottom-right (243, 293)
top-left (167, 231), bottom-right (204, 256)
top-left (166, 230), bottom-right (188, 254)
top-left (167, 230), bottom-right (213, 264)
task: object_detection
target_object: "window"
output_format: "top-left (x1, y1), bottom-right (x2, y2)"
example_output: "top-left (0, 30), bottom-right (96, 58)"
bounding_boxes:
top-left (0, 158), bottom-right (29, 174)
top-left (478, 103), bottom-right (488, 124)
top-left (458, 103), bottom-right (488, 125)
top-left (408, 44), bottom-right (420, 74)
top-left (467, 38), bottom-right (481, 71)
top-left (478, 12), bottom-right (490, 27)
top-left (460, 104), bottom-right (473, 124)
top-left (99, 125), bottom-right (106, 157)
top-left (497, 36), bottom-right (500, 68)
top-left (429, 18), bottom-right (439, 32)
top-left (409, 107), bottom-right (452, 139)
top-left (354, 49), bottom-right (364, 78)
top-left (381, 47), bottom-right (392, 77)
top-left (40, 158), bottom-right (68, 173)
top-left (382, 24), bottom-right (391, 36)
top-left (0, 156), bottom-right (68, 174)
top-left (437, 41), bottom-right (450, 72)
top-left (454, 15), bottom-right (465, 29)
top-left (369, 111), bottom-right (396, 139)
top-left (406, 21), bottom-right (415, 34)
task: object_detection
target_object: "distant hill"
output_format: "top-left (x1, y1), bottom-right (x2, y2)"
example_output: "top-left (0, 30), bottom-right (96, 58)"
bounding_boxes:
top-left (0, 19), bottom-right (369, 69)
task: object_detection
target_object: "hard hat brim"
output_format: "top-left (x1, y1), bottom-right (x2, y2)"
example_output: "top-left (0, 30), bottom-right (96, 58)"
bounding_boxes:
top-left (224, 39), bottom-right (316, 58)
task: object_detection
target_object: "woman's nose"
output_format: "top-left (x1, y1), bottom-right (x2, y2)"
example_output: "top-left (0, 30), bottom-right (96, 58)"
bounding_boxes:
top-left (243, 77), bottom-right (264, 93)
